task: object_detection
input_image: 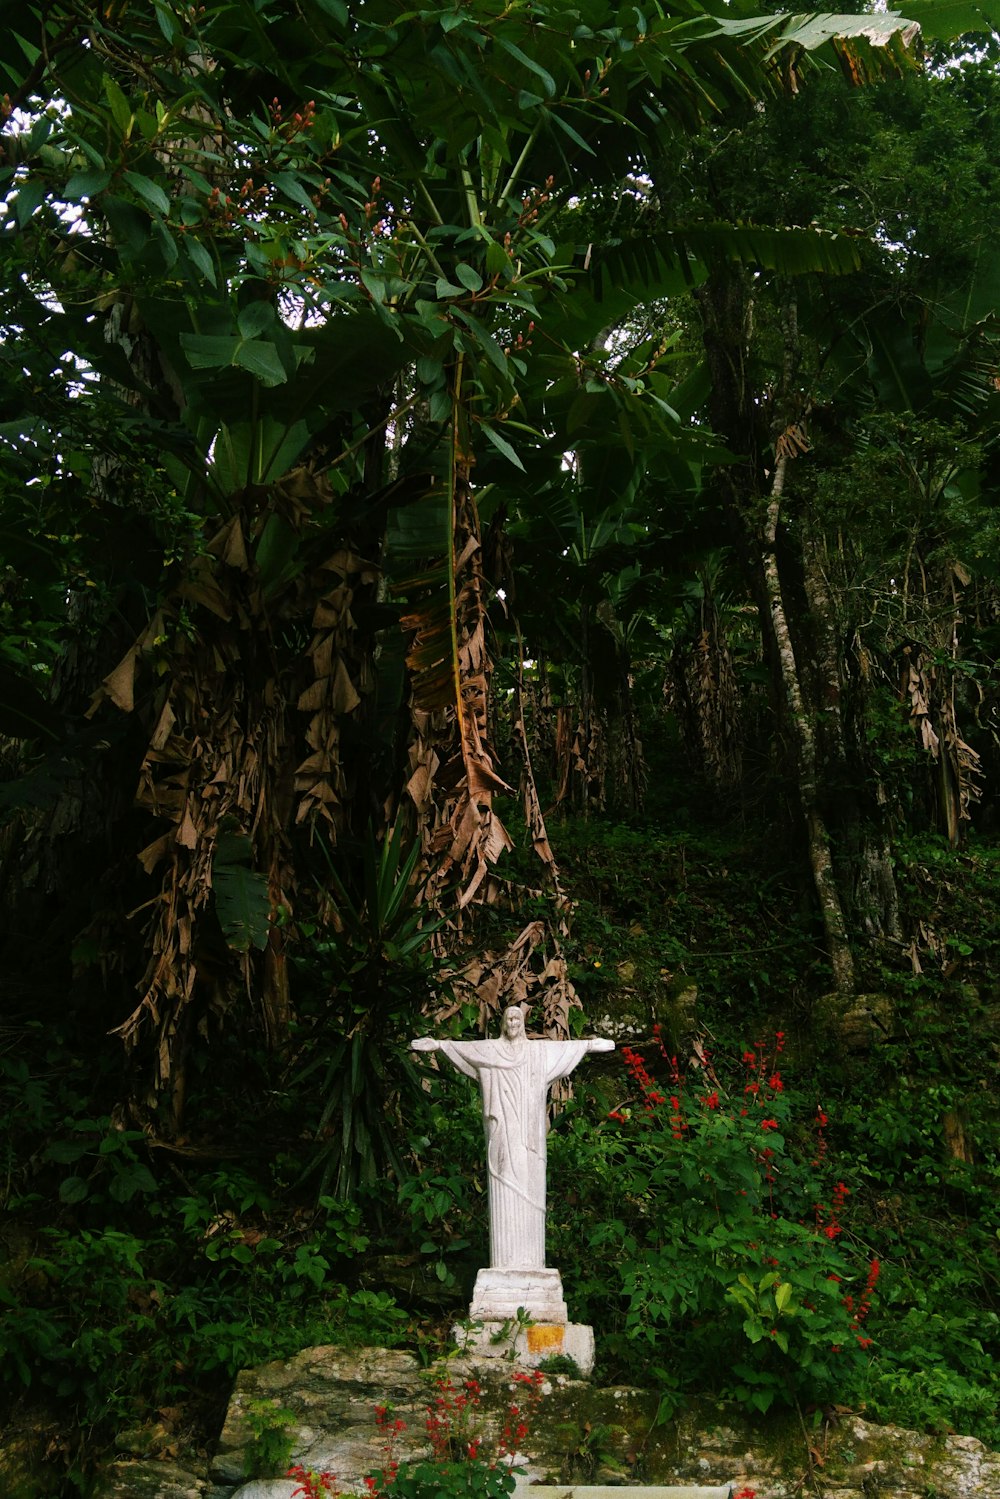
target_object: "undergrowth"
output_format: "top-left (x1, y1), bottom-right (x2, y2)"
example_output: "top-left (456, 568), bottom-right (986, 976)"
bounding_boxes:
top-left (2, 815), bottom-right (999, 1489)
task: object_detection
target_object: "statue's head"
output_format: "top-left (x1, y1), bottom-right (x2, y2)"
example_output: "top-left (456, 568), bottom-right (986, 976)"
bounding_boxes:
top-left (502, 1005), bottom-right (526, 1040)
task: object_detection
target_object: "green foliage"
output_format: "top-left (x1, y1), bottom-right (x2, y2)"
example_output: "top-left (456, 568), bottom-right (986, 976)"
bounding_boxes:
top-left (290, 824), bottom-right (446, 1200)
top-left (4, 0), bottom-right (1000, 1480)
top-left (213, 828), bottom-right (273, 953)
top-left (244, 1398), bottom-right (298, 1478)
top-left (557, 819), bottom-right (820, 1014)
top-left (397, 1166), bottom-right (473, 1290)
top-left (42, 1117), bottom-right (158, 1208)
top-left (829, 1016), bottom-right (1000, 1444)
top-left (0, 1145), bottom-right (407, 1447)
top-left (550, 1035), bottom-right (881, 1415)
top-left (864, 1302), bottom-right (999, 1441)
top-left (386, 1459), bottom-right (515, 1499)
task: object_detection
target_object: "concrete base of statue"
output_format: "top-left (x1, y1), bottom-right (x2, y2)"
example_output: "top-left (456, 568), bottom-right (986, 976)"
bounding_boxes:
top-left (469, 1266), bottom-right (569, 1322)
top-left (453, 1280), bottom-right (595, 1377)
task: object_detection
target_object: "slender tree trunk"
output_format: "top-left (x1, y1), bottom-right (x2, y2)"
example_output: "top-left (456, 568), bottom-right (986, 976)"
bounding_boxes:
top-left (800, 531), bottom-right (900, 939)
top-left (669, 580), bottom-right (743, 796)
top-left (762, 463), bottom-right (856, 994)
top-left (762, 292), bottom-right (855, 994)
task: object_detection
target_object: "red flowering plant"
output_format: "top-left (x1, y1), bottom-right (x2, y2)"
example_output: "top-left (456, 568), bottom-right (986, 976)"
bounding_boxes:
top-left (551, 1030), bottom-right (880, 1415)
top-left (370, 1371), bottom-right (542, 1499)
top-left (290, 1371), bottom-right (543, 1499)
top-left (288, 1467), bottom-right (341, 1499)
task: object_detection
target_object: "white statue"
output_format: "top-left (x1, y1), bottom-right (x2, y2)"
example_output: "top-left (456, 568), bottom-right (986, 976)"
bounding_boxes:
top-left (411, 1007), bottom-right (614, 1275)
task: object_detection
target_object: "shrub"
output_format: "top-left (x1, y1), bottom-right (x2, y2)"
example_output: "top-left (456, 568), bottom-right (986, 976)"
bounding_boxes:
top-left (550, 1030), bottom-right (880, 1414)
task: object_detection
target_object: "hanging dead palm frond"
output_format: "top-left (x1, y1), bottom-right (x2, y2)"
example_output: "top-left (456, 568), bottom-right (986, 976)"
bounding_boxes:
top-left (387, 366), bottom-right (514, 914)
top-left (87, 510), bottom-right (297, 1112)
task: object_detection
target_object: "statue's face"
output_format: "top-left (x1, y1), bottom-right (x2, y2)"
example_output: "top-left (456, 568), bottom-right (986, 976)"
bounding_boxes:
top-left (503, 1007), bottom-right (525, 1040)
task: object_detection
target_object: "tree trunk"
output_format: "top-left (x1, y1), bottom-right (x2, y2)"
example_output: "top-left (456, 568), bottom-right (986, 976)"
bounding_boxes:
top-left (800, 530), bottom-right (900, 940)
top-left (761, 458), bottom-right (856, 995)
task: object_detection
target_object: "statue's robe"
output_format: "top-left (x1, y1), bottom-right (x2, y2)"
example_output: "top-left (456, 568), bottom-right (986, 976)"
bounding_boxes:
top-left (436, 1038), bottom-right (591, 1269)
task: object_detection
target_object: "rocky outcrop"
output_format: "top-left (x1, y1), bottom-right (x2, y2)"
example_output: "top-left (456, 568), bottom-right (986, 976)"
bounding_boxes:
top-left (84, 1345), bottom-right (1000, 1499)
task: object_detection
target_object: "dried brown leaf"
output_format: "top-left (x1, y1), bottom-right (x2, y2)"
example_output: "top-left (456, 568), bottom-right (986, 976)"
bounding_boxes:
top-left (208, 516), bottom-right (250, 571)
top-left (175, 805), bottom-right (198, 849)
top-left (329, 658), bottom-right (362, 714)
top-left (102, 647), bottom-right (139, 713)
top-left (148, 699), bottom-right (177, 750)
top-left (297, 679), bottom-right (328, 712)
top-left (138, 833), bottom-right (173, 874)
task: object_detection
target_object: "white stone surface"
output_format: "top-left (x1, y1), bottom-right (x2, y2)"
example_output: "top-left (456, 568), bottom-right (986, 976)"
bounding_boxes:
top-left (230, 1485), bottom-right (298, 1499)
top-left (469, 1267), bottom-right (569, 1322)
top-left (453, 1318), bottom-right (596, 1377)
top-left (412, 1009), bottom-right (613, 1273)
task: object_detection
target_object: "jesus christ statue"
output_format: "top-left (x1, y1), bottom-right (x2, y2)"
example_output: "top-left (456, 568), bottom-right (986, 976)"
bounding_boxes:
top-left (411, 1007), bottom-right (614, 1273)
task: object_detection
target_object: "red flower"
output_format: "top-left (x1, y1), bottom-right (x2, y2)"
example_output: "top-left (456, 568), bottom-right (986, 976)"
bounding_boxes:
top-left (761, 1118), bottom-right (778, 1131)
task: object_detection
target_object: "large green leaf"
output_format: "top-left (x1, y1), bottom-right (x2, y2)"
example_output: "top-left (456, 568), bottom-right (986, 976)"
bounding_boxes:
top-left (902, 0), bottom-right (1000, 35)
top-left (386, 482), bottom-right (460, 713)
top-left (212, 831), bottom-right (272, 952)
top-left (179, 333), bottom-right (288, 387)
top-left (590, 222), bottom-right (862, 305)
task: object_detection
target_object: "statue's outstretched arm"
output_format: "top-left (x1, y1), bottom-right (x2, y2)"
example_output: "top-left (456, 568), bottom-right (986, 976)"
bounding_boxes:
top-left (586, 1038), bottom-right (615, 1053)
top-left (411, 1037), bottom-right (480, 1080)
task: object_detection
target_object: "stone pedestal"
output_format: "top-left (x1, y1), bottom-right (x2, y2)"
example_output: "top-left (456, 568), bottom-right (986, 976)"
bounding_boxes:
top-left (455, 1266), bottom-right (596, 1376)
top-left (452, 1317), bottom-right (596, 1378)
top-left (469, 1266), bottom-right (568, 1323)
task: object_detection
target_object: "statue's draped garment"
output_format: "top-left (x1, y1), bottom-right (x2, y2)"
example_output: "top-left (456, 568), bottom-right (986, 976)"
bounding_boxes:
top-left (436, 1037), bottom-right (592, 1269)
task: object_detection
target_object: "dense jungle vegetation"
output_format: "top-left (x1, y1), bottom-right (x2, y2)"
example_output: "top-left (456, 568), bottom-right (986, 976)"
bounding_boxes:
top-left (2, 0), bottom-right (1000, 1490)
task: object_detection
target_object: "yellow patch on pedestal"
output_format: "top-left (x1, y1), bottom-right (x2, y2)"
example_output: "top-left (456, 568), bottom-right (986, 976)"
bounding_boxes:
top-left (526, 1324), bottom-right (564, 1353)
